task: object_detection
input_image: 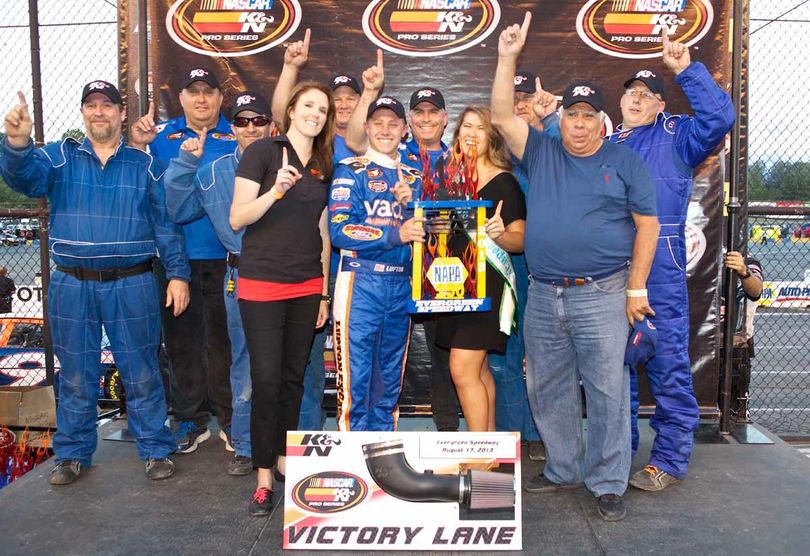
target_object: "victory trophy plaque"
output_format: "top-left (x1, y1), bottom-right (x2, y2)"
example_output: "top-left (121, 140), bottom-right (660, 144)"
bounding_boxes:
top-left (407, 144), bottom-right (491, 314)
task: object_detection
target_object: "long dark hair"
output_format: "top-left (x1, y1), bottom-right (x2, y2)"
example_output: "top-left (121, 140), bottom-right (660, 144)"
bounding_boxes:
top-left (452, 106), bottom-right (511, 171)
top-left (282, 81), bottom-right (336, 181)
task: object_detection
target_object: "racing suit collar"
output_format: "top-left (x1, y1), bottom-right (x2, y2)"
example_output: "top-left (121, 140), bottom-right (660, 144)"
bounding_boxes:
top-left (616, 111), bottom-right (667, 132)
top-left (364, 147), bottom-right (400, 169)
top-left (176, 113), bottom-right (232, 136)
top-left (78, 136), bottom-right (125, 163)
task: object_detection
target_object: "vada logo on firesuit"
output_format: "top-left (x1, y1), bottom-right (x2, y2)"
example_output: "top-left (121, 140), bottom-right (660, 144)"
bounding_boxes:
top-left (363, 0), bottom-right (501, 58)
top-left (576, 0), bottom-right (714, 59)
top-left (166, 0), bottom-right (302, 58)
top-left (292, 471), bottom-right (368, 514)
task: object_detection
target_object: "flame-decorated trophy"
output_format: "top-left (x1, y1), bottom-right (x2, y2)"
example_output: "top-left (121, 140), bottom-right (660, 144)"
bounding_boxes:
top-left (407, 142), bottom-right (494, 314)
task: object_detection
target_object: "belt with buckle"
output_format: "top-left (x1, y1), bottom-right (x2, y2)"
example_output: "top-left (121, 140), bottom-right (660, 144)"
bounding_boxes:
top-left (226, 252), bottom-right (239, 269)
top-left (57, 261), bottom-right (153, 282)
top-left (533, 263), bottom-right (628, 287)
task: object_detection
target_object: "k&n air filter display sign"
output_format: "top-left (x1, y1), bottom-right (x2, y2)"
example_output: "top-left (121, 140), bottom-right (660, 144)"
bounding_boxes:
top-left (283, 431), bottom-right (521, 550)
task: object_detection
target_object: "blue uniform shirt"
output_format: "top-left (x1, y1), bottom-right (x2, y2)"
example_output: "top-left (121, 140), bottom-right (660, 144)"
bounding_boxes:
top-left (333, 134), bottom-right (355, 166)
top-left (329, 149), bottom-right (423, 267)
top-left (0, 137), bottom-right (189, 280)
top-left (400, 137), bottom-right (448, 175)
top-left (519, 127), bottom-right (656, 280)
top-left (151, 114), bottom-right (236, 259)
top-left (164, 147), bottom-right (242, 255)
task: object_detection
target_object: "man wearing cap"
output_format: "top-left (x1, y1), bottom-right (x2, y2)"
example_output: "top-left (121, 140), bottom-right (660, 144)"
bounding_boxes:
top-left (330, 96), bottom-right (424, 431)
top-left (0, 83), bottom-right (190, 484)
top-left (491, 13), bottom-right (660, 521)
top-left (164, 91), bottom-right (274, 476)
top-left (131, 67), bottom-right (236, 456)
top-left (608, 31), bottom-right (734, 492)
top-left (345, 51), bottom-right (461, 433)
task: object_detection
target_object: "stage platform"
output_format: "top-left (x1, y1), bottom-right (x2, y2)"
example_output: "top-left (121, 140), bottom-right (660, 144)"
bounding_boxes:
top-left (1, 418), bottom-right (809, 555)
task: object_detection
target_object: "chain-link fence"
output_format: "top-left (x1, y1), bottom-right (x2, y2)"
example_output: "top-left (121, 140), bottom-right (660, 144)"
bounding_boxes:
top-left (745, 2), bottom-right (810, 437)
top-left (0, 1), bottom-right (120, 400)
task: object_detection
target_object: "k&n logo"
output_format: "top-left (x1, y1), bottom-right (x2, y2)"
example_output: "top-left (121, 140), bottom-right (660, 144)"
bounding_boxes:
top-left (88, 81), bottom-right (108, 90)
top-left (635, 70), bottom-right (656, 78)
top-left (376, 97), bottom-right (396, 105)
top-left (299, 434), bottom-right (342, 456)
top-left (333, 76), bottom-right (351, 84)
top-left (514, 75), bottom-right (528, 85)
top-left (189, 69), bottom-right (208, 78)
top-left (417, 89), bottom-right (435, 99)
top-left (572, 86), bottom-right (595, 97)
top-left (236, 95), bottom-right (255, 106)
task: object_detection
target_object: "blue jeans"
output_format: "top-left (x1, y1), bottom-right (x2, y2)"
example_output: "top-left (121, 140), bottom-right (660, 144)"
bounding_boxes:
top-left (488, 254), bottom-right (540, 441)
top-left (297, 276), bottom-right (335, 430)
top-left (224, 267), bottom-right (251, 457)
top-left (50, 270), bottom-right (175, 466)
top-left (524, 269), bottom-right (630, 497)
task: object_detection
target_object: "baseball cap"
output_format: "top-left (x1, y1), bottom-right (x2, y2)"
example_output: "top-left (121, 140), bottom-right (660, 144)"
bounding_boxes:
top-left (561, 80), bottom-right (604, 112)
top-left (80, 81), bottom-right (122, 105)
top-left (514, 71), bottom-right (536, 94)
top-left (623, 69), bottom-right (666, 99)
top-left (409, 87), bottom-right (445, 111)
top-left (329, 74), bottom-right (361, 95)
top-left (367, 96), bottom-right (407, 121)
top-left (182, 67), bottom-right (221, 90)
top-left (230, 91), bottom-right (269, 118)
top-left (624, 317), bottom-right (658, 369)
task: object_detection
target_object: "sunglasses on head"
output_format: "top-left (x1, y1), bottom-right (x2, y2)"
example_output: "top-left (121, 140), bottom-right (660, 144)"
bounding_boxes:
top-left (232, 115), bottom-right (270, 128)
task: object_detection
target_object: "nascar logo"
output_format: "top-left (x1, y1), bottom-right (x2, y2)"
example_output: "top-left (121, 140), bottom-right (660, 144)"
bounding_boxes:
top-left (576, 0), bottom-right (713, 59)
top-left (363, 0), bottom-right (500, 58)
top-left (166, 0), bottom-right (301, 58)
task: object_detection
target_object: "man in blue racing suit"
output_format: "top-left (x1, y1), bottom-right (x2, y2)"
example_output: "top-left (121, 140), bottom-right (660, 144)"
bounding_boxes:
top-left (163, 92), bottom-right (273, 476)
top-left (330, 96), bottom-right (424, 431)
top-left (608, 31), bottom-right (734, 491)
top-left (0, 82), bottom-right (190, 484)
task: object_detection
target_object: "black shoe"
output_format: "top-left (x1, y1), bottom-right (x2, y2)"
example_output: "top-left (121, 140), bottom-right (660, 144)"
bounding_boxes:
top-left (175, 421), bottom-right (211, 454)
top-left (49, 460), bottom-right (81, 485)
top-left (596, 494), bottom-right (626, 521)
top-left (436, 425), bottom-right (458, 432)
top-left (527, 440), bottom-right (546, 462)
top-left (249, 487), bottom-right (273, 516)
top-left (524, 473), bottom-right (580, 494)
top-left (273, 468), bottom-right (286, 483)
top-left (228, 455), bottom-right (253, 476)
top-left (145, 458), bottom-right (175, 480)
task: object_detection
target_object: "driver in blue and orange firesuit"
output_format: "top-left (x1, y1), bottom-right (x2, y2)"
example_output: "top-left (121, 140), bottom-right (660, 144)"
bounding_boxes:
top-left (0, 82), bottom-right (190, 485)
top-left (330, 96), bottom-right (424, 431)
top-left (608, 30), bottom-right (734, 491)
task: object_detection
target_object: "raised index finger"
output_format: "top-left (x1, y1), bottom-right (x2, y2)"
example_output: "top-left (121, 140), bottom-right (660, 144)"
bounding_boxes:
top-left (282, 146), bottom-right (288, 167)
top-left (17, 91), bottom-right (27, 107)
top-left (661, 27), bottom-right (670, 49)
top-left (376, 48), bottom-right (384, 70)
top-left (302, 28), bottom-right (311, 53)
top-left (494, 200), bottom-right (503, 217)
top-left (535, 76), bottom-right (543, 94)
top-left (520, 11), bottom-right (532, 37)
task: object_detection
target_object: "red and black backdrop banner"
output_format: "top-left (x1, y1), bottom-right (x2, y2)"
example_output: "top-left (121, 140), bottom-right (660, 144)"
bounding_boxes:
top-left (123, 0), bottom-right (737, 414)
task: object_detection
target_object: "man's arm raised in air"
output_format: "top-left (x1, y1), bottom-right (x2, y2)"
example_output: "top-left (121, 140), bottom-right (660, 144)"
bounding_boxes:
top-left (344, 49), bottom-right (384, 155)
top-left (490, 12), bottom-right (532, 160)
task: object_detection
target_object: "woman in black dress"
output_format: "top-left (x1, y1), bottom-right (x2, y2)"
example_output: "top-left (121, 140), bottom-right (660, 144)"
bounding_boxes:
top-left (436, 106), bottom-right (526, 432)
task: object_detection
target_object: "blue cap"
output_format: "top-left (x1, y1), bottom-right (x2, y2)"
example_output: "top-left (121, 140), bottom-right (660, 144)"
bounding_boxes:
top-left (624, 317), bottom-right (657, 368)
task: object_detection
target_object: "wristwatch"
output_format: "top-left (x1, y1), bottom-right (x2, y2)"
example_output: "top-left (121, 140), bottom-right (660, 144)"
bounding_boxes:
top-left (741, 268), bottom-right (751, 279)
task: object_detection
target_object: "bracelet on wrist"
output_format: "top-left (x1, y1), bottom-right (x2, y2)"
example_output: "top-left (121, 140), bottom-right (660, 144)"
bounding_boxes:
top-left (271, 186), bottom-right (285, 200)
top-left (741, 269), bottom-right (751, 279)
top-left (321, 294), bottom-right (331, 303)
top-left (626, 289), bottom-right (648, 298)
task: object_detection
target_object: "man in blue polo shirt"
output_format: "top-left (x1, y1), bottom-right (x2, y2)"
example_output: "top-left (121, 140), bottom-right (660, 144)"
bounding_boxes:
top-left (131, 67), bottom-right (235, 455)
top-left (491, 13), bottom-right (660, 521)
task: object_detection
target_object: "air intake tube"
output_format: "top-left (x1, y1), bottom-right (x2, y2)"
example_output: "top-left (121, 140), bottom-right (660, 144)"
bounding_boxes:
top-left (362, 439), bottom-right (515, 510)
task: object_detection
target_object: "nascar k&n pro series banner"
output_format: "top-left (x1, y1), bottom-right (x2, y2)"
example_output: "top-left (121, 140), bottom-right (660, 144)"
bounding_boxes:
top-left (128, 0), bottom-right (736, 413)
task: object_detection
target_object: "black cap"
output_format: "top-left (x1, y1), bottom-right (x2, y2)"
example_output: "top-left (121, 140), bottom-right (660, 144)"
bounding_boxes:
top-left (409, 87), bottom-right (445, 111)
top-left (514, 71), bottom-right (536, 94)
top-left (329, 74), bottom-right (361, 94)
top-left (562, 80), bottom-right (604, 112)
top-left (80, 81), bottom-right (122, 105)
top-left (367, 96), bottom-right (407, 121)
top-left (182, 67), bottom-right (221, 90)
top-left (623, 69), bottom-right (666, 99)
top-left (231, 91), bottom-right (269, 118)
